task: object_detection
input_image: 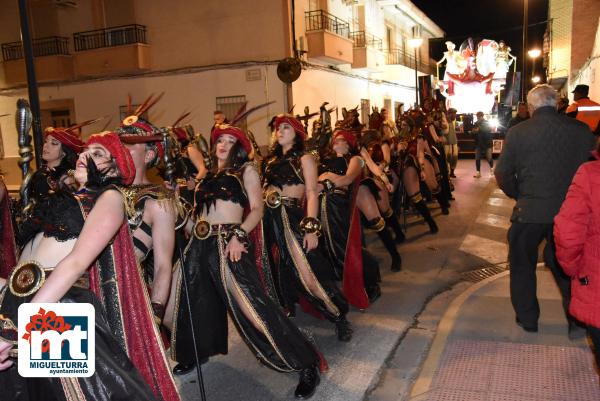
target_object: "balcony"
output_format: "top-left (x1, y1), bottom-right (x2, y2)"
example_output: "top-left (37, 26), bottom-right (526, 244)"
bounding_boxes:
top-left (304, 10), bottom-right (353, 65)
top-left (1, 36), bottom-right (74, 85)
top-left (73, 24), bottom-right (150, 77)
top-left (350, 31), bottom-right (385, 71)
top-left (386, 48), bottom-right (433, 74)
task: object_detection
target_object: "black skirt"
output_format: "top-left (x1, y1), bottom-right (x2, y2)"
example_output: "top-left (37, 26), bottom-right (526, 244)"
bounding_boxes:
top-left (263, 204), bottom-right (349, 322)
top-left (0, 285), bottom-right (159, 401)
top-left (321, 190), bottom-right (381, 289)
top-left (172, 234), bottom-right (319, 372)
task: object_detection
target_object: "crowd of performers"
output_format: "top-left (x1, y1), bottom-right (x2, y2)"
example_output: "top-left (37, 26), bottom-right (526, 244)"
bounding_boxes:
top-left (0, 95), bottom-right (455, 400)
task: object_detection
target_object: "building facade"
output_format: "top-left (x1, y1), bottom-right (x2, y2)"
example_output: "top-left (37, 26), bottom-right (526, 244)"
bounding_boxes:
top-left (0, 0), bottom-right (443, 186)
top-left (546, 0), bottom-right (600, 98)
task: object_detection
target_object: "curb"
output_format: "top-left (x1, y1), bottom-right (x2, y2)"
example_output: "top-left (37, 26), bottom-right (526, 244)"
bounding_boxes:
top-left (408, 270), bottom-right (510, 398)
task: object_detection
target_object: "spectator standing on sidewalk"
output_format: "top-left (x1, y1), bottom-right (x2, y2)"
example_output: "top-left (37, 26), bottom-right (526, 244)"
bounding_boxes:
top-left (444, 108), bottom-right (459, 178)
top-left (566, 84), bottom-right (600, 135)
top-left (554, 141), bottom-right (600, 367)
top-left (507, 102), bottom-right (530, 129)
top-left (495, 84), bottom-right (596, 335)
top-left (472, 111), bottom-right (493, 178)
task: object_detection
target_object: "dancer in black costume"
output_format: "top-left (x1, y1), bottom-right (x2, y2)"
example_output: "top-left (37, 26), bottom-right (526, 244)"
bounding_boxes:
top-left (171, 124), bottom-right (322, 399)
top-left (0, 132), bottom-right (180, 401)
top-left (262, 115), bottom-right (353, 342)
top-left (319, 130), bottom-right (382, 305)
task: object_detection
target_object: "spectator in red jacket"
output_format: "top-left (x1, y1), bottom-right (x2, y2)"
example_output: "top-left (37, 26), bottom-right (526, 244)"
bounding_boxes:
top-left (554, 142), bottom-right (600, 368)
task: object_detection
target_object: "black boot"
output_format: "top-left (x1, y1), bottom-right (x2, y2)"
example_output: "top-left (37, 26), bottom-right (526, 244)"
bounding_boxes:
top-left (375, 226), bottom-right (402, 272)
top-left (412, 196), bottom-right (439, 234)
top-left (433, 186), bottom-right (450, 215)
top-left (366, 284), bottom-right (382, 303)
top-left (436, 194), bottom-right (450, 215)
top-left (334, 316), bottom-right (353, 342)
top-left (295, 363), bottom-right (320, 399)
top-left (383, 209), bottom-right (405, 243)
top-left (173, 362), bottom-right (195, 375)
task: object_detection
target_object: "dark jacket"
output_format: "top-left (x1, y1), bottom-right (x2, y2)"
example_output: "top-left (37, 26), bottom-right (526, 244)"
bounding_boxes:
top-left (473, 119), bottom-right (493, 149)
top-left (495, 106), bottom-right (596, 224)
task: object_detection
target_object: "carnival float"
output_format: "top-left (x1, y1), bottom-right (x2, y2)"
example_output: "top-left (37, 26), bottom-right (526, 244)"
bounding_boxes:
top-left (436, 37), bottom-right (517, 115)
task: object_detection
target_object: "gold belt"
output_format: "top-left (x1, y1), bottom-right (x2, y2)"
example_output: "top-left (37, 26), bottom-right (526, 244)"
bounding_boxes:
top-left (8, 260), bottom-right (89, 298)
top-left (192, 220), bottom-right (238, 240)
top-left (264, 191), bottom-right (302, 209)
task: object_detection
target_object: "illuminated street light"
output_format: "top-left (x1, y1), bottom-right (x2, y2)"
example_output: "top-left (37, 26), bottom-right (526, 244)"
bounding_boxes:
top-left (408, 38), bottom-right (423, 107)
top-left (528, 49), bottom-right (542, 89)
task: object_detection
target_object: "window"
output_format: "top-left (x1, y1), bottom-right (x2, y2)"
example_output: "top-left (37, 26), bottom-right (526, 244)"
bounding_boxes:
top-left (50, 110), bottom-right (72, 128)
top-left (216, 95), bottom-right (247, 132)
top-left (386, 27), bottom-right (392, 50)
top-left (360, 99), bottom-right (370, 125)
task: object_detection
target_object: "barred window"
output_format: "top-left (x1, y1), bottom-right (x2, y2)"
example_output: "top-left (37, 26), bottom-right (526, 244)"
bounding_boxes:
top-left (216, 95), bottom-right (247, 132)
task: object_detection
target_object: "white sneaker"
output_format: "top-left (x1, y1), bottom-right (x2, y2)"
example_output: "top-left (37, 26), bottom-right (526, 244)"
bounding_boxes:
top-left (473, 172), bottom-right (481, 178)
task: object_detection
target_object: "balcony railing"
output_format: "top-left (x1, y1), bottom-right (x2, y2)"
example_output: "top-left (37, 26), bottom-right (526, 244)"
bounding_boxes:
top-left (305, 10), bottom-right (350, 38)
top-left (1, 36), bottom-right (69, 61)
top-left (387, 48), bottom-right (432, 74)
top-left (350, 31), bottom-right (383, 50)
top-left (73, 24), bottom-right (147, 51)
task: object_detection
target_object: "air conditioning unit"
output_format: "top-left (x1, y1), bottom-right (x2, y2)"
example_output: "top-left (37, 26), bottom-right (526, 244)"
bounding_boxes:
top-left (54, 0), bottom-right (78, 8)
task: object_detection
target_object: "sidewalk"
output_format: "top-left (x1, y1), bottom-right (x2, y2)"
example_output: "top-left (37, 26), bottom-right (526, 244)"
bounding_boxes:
top-left (409, 266), bottom-right (599, 401)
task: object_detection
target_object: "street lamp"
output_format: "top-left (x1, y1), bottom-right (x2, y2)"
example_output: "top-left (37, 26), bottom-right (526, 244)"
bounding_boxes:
top-left (408, 37), bottom-right (423, 108)
top-left (528, 48), bottom-right (541, 89)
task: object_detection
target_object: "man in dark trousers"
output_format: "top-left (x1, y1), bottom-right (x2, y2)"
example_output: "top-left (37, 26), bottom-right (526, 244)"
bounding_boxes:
top-left (495, 84), bottom-right (596, 336)
top-left (472, 111), bottom-right (494, 178)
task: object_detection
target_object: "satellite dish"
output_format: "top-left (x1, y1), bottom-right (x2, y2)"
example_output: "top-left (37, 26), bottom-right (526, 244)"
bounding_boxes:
top-left (277, 57), bottom-right (302, 84)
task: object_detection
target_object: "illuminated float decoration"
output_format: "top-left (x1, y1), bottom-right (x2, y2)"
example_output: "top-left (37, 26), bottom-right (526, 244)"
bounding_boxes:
top-left (436, 38), bottom-right (516, 114)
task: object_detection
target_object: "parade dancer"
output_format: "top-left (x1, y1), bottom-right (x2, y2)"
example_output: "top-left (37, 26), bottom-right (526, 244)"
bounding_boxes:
top-left (20, 124), bottom-right (85, 217)
top-left (423, 102), bottom-right (452, 212)
top-left (319, 130), bottom-right (381, 305)
top-left (115, 95), bottom-right (177, 331)
top-left (0, 132), bottom-right (180, 401)
top-left (397, 115), bottom-right (440, 234)
top-left (336, 109), bottom-right (402, 272)
top-left (171, 124), bottom-right (322, 399)
top-left (262, 115), bottom-right (353, 342)
top-left (359, 129), bottom-right (406, 244)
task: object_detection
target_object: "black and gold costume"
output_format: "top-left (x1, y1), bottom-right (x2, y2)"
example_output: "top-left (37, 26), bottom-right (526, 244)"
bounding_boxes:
top-left (172, 163), bottom-right (320, 372)
top-left (0, 187), bottom-right (179, 401)
top-left (261, 150), bottom-right (350, 324)
top-left (319, 155), bottom-right (381, 305)
top-left (120, 184), bottom-right (177, 271)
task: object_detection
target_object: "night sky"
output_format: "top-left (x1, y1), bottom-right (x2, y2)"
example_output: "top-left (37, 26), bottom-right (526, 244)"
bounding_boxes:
top-left (412, 0), bottom-right (549, 78)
